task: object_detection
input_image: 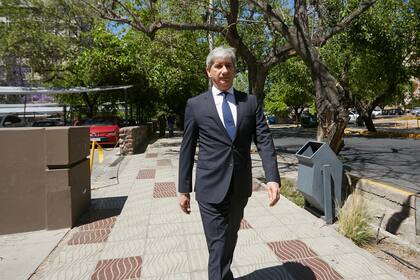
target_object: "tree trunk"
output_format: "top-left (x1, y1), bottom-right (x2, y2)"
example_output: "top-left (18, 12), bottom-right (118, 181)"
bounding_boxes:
top-left (312, 71), bottom-right (348, 154)
top-left (82, 92), bottom-right (95, 117)
top-left (296, 38), bottom-right (348, 154)
top-left (354, 105), bottom-right (377, 132)
top-left (248, 64), bottom-right (268, 103)
top-left (362, 115), bottom-right (376, 131)
top-left (293, 107), bottom-right (300, 123)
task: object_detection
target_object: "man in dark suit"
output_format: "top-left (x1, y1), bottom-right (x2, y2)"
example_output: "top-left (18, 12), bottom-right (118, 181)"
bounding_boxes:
top-left (178, 46), bottom-right (280, 280)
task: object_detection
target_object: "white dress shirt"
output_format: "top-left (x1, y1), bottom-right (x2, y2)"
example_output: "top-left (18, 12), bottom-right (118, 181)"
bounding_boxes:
top-left (211, 86), bottom-right (237, 127)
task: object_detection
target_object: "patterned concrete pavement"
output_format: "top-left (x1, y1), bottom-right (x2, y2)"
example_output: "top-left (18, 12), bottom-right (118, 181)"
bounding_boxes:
top-left (24, 137), bottom-right (407, 279)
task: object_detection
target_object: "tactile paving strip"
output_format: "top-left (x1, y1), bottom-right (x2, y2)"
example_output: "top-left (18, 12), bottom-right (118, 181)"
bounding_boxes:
top-left (67, 229), bottom-right (112, 245)
top-left (146, 153), bottom-right (158, 158)
top-left (137, 169), bottom-right (156, 179)
top-left (91, 256), bottom-right (142, 280)
top-left (240, 219), bottom-right (253, 230)
top-left (268, 239), bottom-right (343, 280)
top-left (157, 159), bottom-right (171, 166)
top-left (153, 182), bottom-right (177, 198)
top-left (268, 240), bottom-right (317, 260)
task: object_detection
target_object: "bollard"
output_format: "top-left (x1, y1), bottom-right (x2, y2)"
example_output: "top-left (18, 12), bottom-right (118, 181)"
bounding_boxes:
top-left (89, 140), bottom-right (104, 172)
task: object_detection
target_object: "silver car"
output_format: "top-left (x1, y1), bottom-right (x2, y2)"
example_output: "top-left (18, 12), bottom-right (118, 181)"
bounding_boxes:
top-left (410, 107), bottom-right (420, 116)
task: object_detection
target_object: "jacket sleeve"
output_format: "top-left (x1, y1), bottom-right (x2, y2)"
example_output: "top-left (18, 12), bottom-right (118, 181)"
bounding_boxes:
top-left (178, 99), bottom-right (199, 193)
top-left (253, 96), bottom-right (280, 183)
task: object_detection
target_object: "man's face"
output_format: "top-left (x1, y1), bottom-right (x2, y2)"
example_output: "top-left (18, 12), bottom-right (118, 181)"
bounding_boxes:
top-left (207, 57), bottom-right (235, 91)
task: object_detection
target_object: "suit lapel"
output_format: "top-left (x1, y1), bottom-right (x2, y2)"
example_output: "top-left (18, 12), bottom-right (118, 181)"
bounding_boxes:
top-left (234, 89), bottom-right (245, 141)
top-left (205, 91), bottom-right (232, 142)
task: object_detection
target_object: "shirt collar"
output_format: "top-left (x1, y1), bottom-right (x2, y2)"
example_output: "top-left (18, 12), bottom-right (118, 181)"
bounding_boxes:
top-left (212, 85), bottom-right (234, 97)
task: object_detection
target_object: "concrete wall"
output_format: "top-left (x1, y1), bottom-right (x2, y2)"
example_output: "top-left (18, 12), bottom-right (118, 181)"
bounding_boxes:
top-left (0, 127), bottom-right (91, 234)
top-left (119, 124), bottom-right (153, 155)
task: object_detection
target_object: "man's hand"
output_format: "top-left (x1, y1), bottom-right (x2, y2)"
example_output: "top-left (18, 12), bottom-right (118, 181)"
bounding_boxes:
top-left (266, 182), bottom-right (280, 207)
top-left (179, 193), bottom-right (191, 214)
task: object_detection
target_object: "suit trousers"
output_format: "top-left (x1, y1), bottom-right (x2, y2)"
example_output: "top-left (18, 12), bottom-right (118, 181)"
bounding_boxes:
top-left (198, 189), bottom-right (248, 280)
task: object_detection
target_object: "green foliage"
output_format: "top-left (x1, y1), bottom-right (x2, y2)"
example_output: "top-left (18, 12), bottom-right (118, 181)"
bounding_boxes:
top-left (123, 29), bottom-right (208, 118)
top-left (1, 1), bottom-right (208, 120)
top-left (264, 57), bottom-right (314, 117)
top-left (337, 190), bottom-right (373, 247)
top-left (279, 178), bottom-right (305, 208)
top-left (53, 24), bottom-right (154, 117)
top-left (321, 0), bottom-right (420, 109)
top-left (0, 0), bottom-right (94, 85)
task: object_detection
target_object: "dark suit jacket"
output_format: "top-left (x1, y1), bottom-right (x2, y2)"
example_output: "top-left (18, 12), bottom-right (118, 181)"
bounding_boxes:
top-left (178, 89), bottom-right (280, 204)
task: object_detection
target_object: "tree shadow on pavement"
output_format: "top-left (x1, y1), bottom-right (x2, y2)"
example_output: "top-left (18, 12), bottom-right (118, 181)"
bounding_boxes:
top-left (236, 262), bottom-right (317, 280)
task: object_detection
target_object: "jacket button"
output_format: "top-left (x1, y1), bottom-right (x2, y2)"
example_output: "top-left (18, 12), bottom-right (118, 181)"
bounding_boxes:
top-left (229, 163), bottom-right (233, 167)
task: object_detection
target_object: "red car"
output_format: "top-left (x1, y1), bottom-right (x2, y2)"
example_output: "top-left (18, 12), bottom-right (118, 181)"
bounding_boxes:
top-left (85, 116), bottom-right (121, 146)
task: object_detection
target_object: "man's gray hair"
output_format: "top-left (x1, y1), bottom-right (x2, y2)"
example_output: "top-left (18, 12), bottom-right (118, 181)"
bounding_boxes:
top-left (206, 46), bottom-right (236, 69)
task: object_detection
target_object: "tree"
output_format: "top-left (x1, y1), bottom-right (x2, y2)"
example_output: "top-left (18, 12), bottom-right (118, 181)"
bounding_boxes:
top-left (125, 29), bottom-right (209, 121)
top-left (250, 0), bottom-right (376, 153)
top-left (265, 57), bottom-right (314, 122)
top-left (321, 0), bottom-right (420, 131)
top-left (84, 0), bottom-right (376, 153)
top-left (0, 0), bottom-right (95, 86)
top-left (82, 0), bottom-right (296, 102)
top-left (54, 24), bottom-right (155, 119)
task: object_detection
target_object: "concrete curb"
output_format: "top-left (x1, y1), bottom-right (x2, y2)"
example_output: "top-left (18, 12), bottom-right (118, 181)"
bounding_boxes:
top-left (345, 128), bottom-right (420, 139)
top-left (348, 175), bottom-right (416, 213)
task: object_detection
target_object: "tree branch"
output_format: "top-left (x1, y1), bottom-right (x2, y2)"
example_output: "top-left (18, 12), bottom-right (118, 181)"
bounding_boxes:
top-left (318, 0), bottom-right (377, 46)
top-left (82, 0), bottom-right (225, 39)
top-left (264, 44), bottom-right (297, 69)
top-left (248, 0), bottom-right (291, 38)
top-left (294, 0), bottom-right (309, 34)
top-left (222, 0), bottom-right (258, 68)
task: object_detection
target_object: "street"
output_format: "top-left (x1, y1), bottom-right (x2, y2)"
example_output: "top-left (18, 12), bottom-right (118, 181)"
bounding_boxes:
top-left (270, 126), bottom-right (420, 193)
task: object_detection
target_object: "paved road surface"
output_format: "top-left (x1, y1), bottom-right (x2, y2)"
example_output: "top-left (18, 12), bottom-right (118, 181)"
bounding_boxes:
top-left (270, 127), bottom-right (420, 193)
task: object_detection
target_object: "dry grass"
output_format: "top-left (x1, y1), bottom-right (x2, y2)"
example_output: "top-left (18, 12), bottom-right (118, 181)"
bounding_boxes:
top-left (280, 179), bottom-right (305, 207)
top-left (337, 189), bottom-right (374, 247)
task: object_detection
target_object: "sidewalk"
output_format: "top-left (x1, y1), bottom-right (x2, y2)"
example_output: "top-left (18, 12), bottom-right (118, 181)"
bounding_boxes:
top-left (3, 137), bottom-right (407, 279)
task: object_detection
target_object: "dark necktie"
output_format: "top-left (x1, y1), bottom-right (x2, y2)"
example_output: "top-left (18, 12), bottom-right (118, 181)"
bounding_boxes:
top-left (222, 92), bottom-right (236, 141)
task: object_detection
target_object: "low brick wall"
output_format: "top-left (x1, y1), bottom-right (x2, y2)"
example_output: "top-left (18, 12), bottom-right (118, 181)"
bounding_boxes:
top-left (119, 124), bottom-right (153, 155)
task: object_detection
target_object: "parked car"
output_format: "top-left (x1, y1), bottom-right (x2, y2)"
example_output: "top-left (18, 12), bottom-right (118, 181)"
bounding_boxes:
top-left (32, 119), bottom-right (64, 127)
top-left (348, 111), bottom-right (359, 124)
top-left (390, 108), bottom-right (404, 115)
top-left (0, 114), bottom-right (25, 127)
top-left (84, 116), bottom-right (121, 145)
top-left (267, 114), bottom-right (276, 124)
top-left (371, 107), bottom-right (382, 118)
top-left (300, 112), bottom-right (318, 128)
top-left (410, 107), bottom-right (420, 116)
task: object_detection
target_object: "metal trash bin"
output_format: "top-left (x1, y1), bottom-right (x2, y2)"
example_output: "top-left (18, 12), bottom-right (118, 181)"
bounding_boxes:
top-left (295, 141), bottom-right (342, 223)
